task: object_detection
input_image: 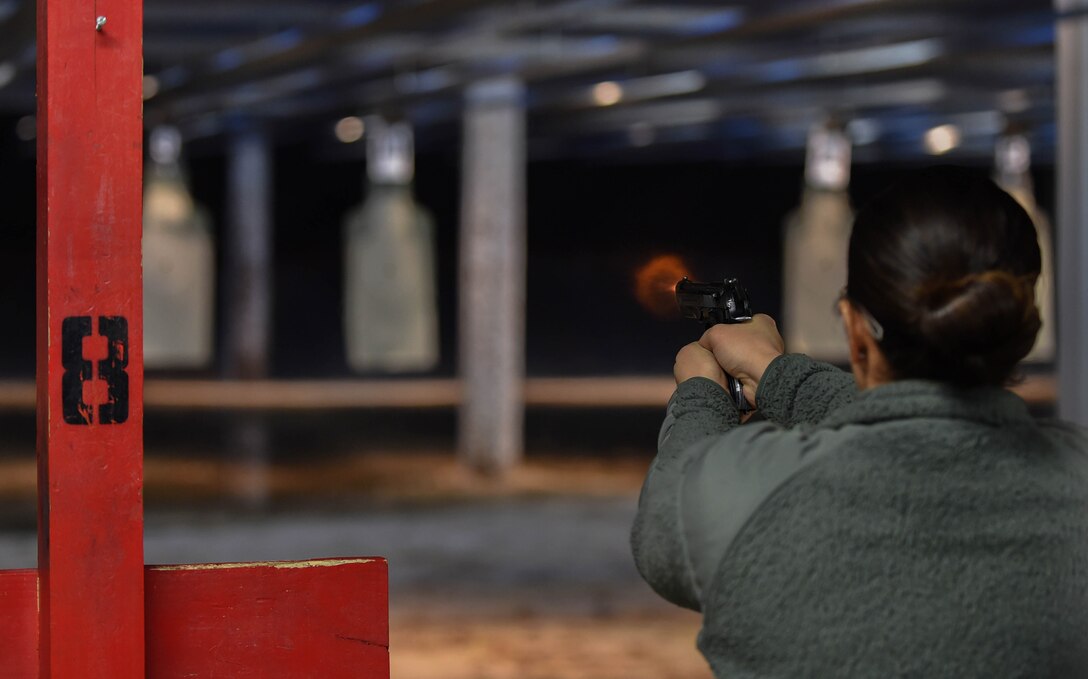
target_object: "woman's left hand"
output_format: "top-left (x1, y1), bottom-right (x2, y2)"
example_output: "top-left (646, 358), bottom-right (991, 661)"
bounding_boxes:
top-left (673, 342), bottom-right (728, 389)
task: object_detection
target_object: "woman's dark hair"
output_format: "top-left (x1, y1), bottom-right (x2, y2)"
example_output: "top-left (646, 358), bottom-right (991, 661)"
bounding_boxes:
top-left (846, 166), bottom-right (1042, 387)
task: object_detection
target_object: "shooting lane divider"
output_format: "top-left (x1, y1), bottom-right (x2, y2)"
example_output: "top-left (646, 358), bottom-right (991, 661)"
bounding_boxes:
top-left (0, 1), bottom-right (388, 676)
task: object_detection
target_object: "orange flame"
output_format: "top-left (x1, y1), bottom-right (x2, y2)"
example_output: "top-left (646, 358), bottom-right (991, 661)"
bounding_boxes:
top-left (634, 254), bottom-right (691, 318)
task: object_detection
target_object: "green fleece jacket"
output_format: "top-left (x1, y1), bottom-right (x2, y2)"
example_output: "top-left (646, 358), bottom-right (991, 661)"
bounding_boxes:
top-left (632, 354), bottom-right (1088, 678)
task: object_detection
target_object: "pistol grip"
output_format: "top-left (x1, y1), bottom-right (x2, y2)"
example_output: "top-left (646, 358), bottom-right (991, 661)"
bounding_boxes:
top-left (726, 375), bottom-right (751, 413)
top-left (703, 321), bottom-right (752, 413)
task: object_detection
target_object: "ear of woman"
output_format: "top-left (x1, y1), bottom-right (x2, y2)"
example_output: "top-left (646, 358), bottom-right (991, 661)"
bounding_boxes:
top-left (839, 299), bottom-right (894, 390)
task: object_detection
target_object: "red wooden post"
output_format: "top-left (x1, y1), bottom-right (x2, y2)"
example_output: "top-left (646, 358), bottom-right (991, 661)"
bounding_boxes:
top-left (0, 0), bottom-right (390, 675)
top-left (0, 570), bottom-right (38, 678)
top-left (36, 0), bottom-right (145, 674)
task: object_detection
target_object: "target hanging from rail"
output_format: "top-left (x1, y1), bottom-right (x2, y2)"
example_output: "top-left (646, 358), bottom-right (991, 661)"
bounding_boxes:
top-left (782, 121), bottom-right (854, 363)
top-left (143, 125), bottom-right (216, 370)
top-left (344, 116), bottom-right (440, 373)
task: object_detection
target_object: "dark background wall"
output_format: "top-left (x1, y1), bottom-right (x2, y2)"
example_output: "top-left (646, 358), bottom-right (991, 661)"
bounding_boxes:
top-left (0, 117), bottom-right (1055, 379)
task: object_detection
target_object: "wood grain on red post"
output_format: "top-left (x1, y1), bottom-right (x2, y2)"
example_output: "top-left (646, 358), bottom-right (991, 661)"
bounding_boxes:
top-left (0, 570), bottom-right (38, 678)
top-left (36, 0), bottom-right (145, 674)
top-left (0, 558), bottom-right (390, 678)
top-left (145, 558), bottom-right (390, 678)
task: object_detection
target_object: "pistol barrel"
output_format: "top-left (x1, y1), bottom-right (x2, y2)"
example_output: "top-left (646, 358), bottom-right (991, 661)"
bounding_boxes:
top-left (675, 277), bottom-right (753, 325)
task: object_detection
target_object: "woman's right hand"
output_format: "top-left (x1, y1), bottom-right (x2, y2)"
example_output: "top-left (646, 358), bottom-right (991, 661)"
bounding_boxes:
top-left (698, 314), bottom-right (785, 405)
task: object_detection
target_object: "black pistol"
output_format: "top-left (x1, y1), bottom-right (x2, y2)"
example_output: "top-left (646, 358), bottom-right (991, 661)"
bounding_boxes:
top-left (676, 277), bottom-right (754, 413)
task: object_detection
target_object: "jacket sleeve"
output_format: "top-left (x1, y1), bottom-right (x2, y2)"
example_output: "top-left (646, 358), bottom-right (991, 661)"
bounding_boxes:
top-left (631, 377), bottom-right (737, 611)
top-left (632, 373), bottom-right (846, 611)
top-left (679, 423), bottom-right (838, 598)
top-left (756, 354), bottom-right (858, 427)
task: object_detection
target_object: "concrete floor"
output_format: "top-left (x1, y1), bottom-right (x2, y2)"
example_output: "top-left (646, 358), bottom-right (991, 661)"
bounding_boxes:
top-left (0, 494), bottom-right (712, 679)
top-left (0, 496), bottom-right (655, 609)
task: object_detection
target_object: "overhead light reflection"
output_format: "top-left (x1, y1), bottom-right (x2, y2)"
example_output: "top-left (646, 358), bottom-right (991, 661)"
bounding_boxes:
top-left (335, 116), bottom-right (366, 144)
top-left (590, 71), bottom-right (705, 108)
top-left (924, 124), bottom-right (961, 155)
top-left (593, 81), bottom-right (623, 106)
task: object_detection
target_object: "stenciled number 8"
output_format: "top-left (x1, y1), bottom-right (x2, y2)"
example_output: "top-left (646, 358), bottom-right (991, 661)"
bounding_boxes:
top-left (61, 316), bottom-right (129, 426)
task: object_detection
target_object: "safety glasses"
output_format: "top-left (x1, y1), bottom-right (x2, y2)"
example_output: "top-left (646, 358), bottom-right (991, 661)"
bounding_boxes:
top-left (834, 287), bottom-right (885, 342)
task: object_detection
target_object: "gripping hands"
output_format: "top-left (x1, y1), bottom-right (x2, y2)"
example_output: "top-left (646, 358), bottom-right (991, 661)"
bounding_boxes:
top-left (674, 278), bottom-right (784, 413)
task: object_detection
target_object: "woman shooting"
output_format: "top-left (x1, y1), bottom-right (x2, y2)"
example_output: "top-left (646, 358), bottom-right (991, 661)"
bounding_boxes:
top-left (632, 167), bottom-right (1088, 677)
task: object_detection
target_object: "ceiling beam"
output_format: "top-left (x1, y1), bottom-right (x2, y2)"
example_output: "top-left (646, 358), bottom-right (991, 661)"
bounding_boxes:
top-left (149, 0), bottom-right (526, 104)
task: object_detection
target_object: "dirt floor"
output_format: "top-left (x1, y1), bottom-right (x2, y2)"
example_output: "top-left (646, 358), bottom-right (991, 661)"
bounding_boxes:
top-left (391, 611), bottom-right (711, 679)
top-left (0, 453), bottom-right (716, 678)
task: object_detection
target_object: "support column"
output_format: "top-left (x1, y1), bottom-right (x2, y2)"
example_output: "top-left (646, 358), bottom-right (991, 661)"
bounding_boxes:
top-left (1056, 0), bottom-right (1088, 426)
top-left (225, 127), bottom-right (274, 506)
top-left (225, 127), bottom-right (274, 380)
top-left (458, 77), bottom-right (527, 473)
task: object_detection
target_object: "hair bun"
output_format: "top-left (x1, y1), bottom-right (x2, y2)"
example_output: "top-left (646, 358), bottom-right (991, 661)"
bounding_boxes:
top-left (913, 271), bottom-right (1040, 385)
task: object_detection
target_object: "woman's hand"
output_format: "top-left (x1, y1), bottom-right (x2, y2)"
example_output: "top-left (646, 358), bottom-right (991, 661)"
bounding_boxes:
top-left (673, 342), bottom-right (728, 389)
top-left (698, 314), bottom-right (785, 404)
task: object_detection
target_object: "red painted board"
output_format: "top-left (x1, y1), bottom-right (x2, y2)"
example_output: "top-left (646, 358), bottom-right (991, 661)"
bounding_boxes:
top-left (145, 557), bottom-right (389, 678)
top-left (36, 0), bottom-right (145, 674)
top-left (0, 558), bottom-right (389, 678)
top-left (0, 569), bottom-right (37, 678)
